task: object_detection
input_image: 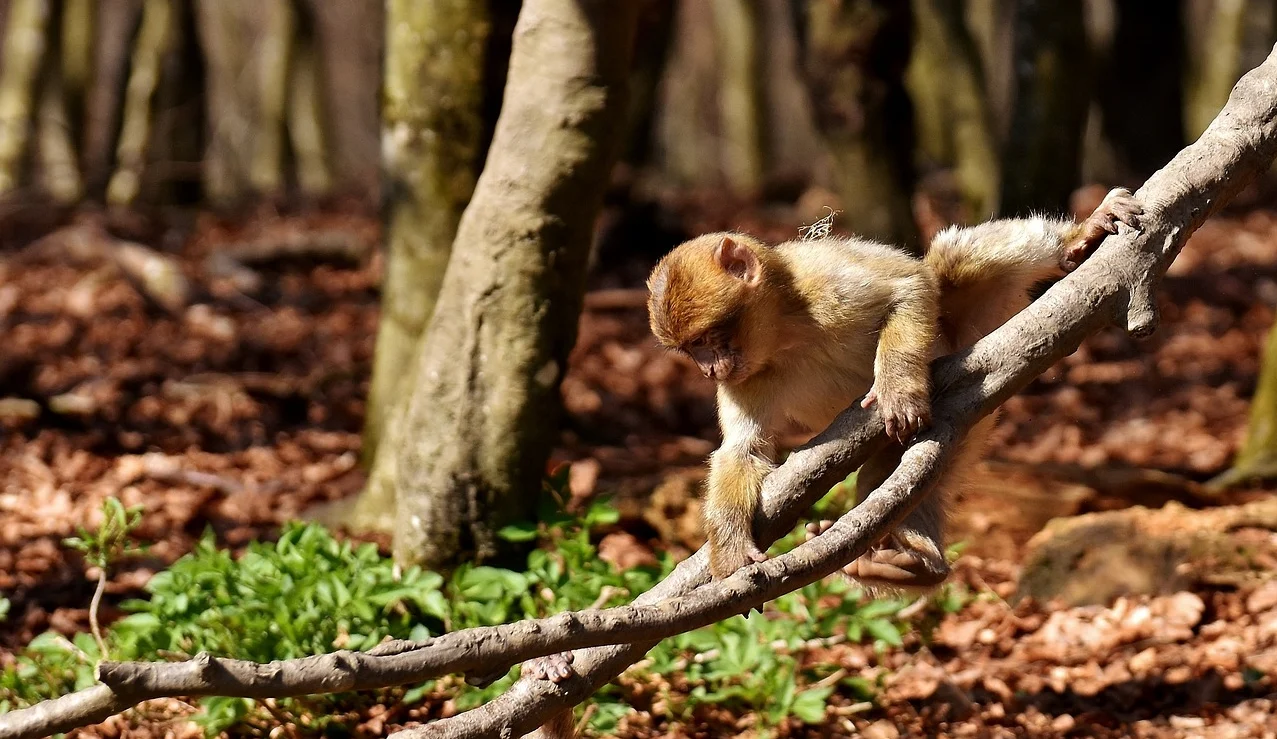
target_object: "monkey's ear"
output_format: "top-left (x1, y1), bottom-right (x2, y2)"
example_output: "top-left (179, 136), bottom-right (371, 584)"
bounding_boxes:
top-left (714, 237), bottom-right (760, 284)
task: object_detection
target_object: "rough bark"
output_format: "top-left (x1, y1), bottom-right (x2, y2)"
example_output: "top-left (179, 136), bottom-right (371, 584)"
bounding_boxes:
top-left (360, 0), bottom-right (490, 475)
top-left (391, 0), bottom-right (639, 569)
top-left (711, 0), bottom-right (766, 194)
top-left (1096, 0), bottom-right (1187, 183)
top-left (999, 0), bottom-right (1089, 216)
top-left (4, 44), bottom-right (1277, 739)
top-left (908, 0), bottom-right (999, 220)
top-left (0, 0), bottom-right (49, 195)
top-left (797, 0), bottom-right (919, 249)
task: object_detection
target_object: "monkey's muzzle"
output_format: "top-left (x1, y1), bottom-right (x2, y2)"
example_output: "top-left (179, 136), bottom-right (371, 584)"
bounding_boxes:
top-left (688, 345), bottom-right (739, 382)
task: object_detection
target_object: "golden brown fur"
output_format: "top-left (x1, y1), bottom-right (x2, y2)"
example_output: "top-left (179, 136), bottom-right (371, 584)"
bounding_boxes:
top-left (647, 188), bottom-right (1143, 585)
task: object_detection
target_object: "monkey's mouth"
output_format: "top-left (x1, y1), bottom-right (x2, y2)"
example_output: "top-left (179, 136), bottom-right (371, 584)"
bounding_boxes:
top-left (694, 354), bottom-right (742, 382)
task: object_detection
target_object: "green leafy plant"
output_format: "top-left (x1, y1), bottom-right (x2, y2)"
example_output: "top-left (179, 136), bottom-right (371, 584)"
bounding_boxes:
top-left (1, 475), bottom-right (972, 737)
top-left (63, 497), bottom-right (147, 659)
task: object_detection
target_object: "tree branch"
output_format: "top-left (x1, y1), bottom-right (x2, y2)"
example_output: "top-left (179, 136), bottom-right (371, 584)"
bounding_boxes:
top-left (397, 44), bottom-right (1277, 739)
top-left (2, 42), bottom-right (1277, 739)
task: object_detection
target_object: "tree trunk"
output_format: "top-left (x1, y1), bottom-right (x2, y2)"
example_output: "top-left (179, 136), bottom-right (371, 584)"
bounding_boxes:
top-left (999, 0), bottom-right (1089, 216)
top-left (0, 0), bottom-right (49, 195)
top-left (193, 0), bottom-right (255, 205)
top-left (285, 2), bottom-right (332, 198)
top-left (83, 0), bottom-right (141, 198)
top-left (1096, 0), bottom-right (1187, 183)
top-left (106, 0), bottom-right (173, 206)
top-left (248, 0), bottom-right (294, 195)
top-left (711, 0), bottom-right (766, 194)
top-left (797, 0), bottom-right (919, 250)
top-left (1187, 0), bottom-right (1246, 140)
top-left (35, 46), bottom-right (81, 202)
top-left (393, 0), bottom-right (638, 569)
top-left (908, 0), bottom-right (998, 221)
top-left (360, 0), bottom-right (490, 472)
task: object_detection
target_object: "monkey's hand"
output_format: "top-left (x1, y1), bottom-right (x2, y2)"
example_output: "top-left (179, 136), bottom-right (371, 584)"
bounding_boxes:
top-left (861, 382), bottom-right (930, 443)
top-left (521, 652), bottom-right (577, 684)
top-left (1063, 187), bottom-right (1144, 271)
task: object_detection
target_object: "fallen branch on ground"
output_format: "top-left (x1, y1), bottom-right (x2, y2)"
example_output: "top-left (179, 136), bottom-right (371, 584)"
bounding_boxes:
top-left (2, 43), bottom-right (1276, 739)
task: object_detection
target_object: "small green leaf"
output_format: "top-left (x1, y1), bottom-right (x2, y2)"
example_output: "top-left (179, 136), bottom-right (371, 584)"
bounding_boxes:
top-left (791, 686), bottom-right (833, 723)
top-left (497, 523), bottom-right (539, 542)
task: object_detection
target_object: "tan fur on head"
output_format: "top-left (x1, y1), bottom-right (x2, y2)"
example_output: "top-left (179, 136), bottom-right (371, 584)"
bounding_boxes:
top-left (646, 233), bottom-right (766, 348)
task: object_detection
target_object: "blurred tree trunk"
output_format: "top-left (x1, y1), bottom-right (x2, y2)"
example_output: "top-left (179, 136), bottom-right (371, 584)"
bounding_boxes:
top-left (1187, 0), bottom-right (1246, 139)
top-left (656, 0), bottom-right (722, 186)
top-left (908, 0), bottom-right (998, 221)
top-left (620, 0), bottom-right (675, 169)
top-left (83, 0), bottom-right (142, 198)
top-left (59, 0), bottom-right (92, 141)
top-left (193, 1), bottom-right (255, 205)
top-left (286, 3), bottom-right (332, 198)
top-left (712, 0), bottom-right (766, 194)
top-left (249, 0), bottom-right (294, 194)
top-left (1097, 0), bottom-right (1186, 183)
top-left (35, 44), bottom-right (81, 202)
top-left (796, 0), bottom-right (919, 250)
top-left (999, 0), bottom-right (1088, 216)
top-left (348, 0), bottom-right (490, 533)
top-left (106, 0), bottom-right (173, 206)
top-left (392, 0), bottom-right (638, 569)
top-left (1211, 320), bottom-right (1277, 489)
top-left (0, 0), bottom-right (49, 195)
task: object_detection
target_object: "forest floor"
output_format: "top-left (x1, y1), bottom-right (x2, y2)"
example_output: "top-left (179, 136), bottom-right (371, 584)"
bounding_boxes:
top-left (3, 190), bottom-right (1277, 737)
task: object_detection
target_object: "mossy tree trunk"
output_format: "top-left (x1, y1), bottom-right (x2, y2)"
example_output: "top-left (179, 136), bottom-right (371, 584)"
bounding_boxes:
top-left (796, 0), bottom-right (919, 250)
top-left (392, 0), bottom-right (638, 569)
top-left (347, 0), bottom-right (491, 533)
top-left (998, 0), bottom-right (1088, 216)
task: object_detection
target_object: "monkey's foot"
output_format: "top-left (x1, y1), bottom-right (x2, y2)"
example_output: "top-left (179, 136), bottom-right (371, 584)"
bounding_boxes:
top-left (804, 520), bottom-right (949, 589)
top-left (861, 384), bottom-right (930, 443)
top-left (845, 548), bottom-right (949, 589)
top-left (1064, 187), bottom-right (1144, 271)
top-left (708, 538), bottom-right (768, 579)
top-left (521, 652), bottom-right (576, 684)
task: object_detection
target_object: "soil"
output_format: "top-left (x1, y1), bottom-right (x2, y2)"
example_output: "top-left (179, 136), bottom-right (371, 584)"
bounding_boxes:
top-left (2, 192), bottom-right (1276, 738)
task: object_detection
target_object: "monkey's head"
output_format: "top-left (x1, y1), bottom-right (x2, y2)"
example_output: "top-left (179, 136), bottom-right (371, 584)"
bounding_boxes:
top-left (646, 233), bottom-right (773, 384)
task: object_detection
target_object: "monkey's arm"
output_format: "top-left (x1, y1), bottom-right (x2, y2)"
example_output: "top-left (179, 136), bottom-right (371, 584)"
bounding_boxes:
top-left (862, 271), bottom-right (939, 443)
top-left (704, 387), bottom-right (776, 578)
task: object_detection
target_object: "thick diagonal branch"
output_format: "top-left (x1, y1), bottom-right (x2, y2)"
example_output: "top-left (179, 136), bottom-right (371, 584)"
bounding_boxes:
top-left (2, 43), bottom-right (1277, 739)
top-left (403, 45), bottom-right (1277, 739)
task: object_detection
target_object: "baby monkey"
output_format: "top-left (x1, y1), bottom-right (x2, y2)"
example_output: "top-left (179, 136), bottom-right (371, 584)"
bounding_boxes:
top-left (647, 188), bottom-right (1143, 584)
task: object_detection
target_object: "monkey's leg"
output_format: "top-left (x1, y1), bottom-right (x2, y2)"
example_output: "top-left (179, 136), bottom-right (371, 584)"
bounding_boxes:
top-left (519, 654), bottom-right (578, 739)
top-left (808, 416), bottom-right (995, 589)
